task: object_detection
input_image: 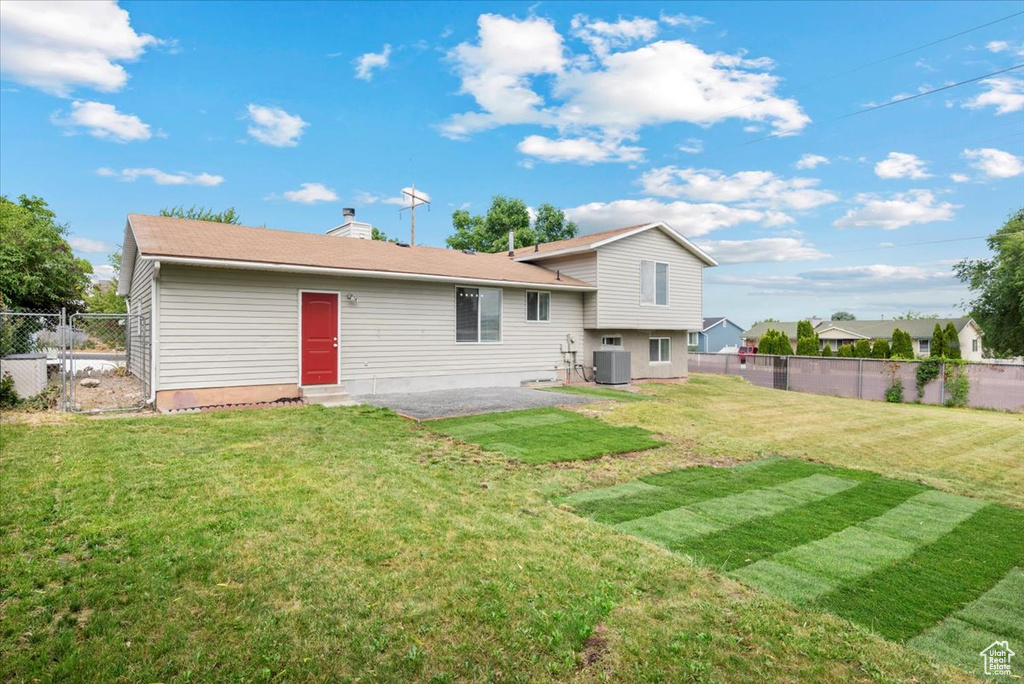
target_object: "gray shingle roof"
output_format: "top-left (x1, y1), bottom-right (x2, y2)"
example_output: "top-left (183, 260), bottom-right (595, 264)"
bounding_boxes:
top-left (743, 317), bottom-right (975, 340)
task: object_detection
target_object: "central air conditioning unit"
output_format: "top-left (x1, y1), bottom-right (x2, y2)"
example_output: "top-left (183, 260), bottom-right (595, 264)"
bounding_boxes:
top-left (593, 350), bottom-right (631, 385)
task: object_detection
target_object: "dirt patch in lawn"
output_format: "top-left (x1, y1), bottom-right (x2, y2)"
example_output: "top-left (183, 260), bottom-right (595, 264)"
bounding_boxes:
top-left (73, 373), bottom-right (145, 412)
top-left (579, 622), bottom-right (611, 669)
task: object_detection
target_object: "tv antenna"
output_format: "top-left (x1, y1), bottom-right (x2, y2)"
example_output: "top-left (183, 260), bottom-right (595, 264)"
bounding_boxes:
top-left (398, 183), bottom-right (430, 245)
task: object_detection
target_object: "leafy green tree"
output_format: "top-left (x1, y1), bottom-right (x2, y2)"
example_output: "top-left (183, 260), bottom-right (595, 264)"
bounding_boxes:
top-left (371, 226), bottom-right (397, 243)
top-left (837, 343), bottom-right (855, 358)
top-left (831, 311), bottom-right (856, 321)
top-left (796, 336), bottom-right (819, 356)
top-left (759, 329), bottom-right (793, 356)
top-left (797, 320), bottom-right (814, 339)
top-left (890, 328), bottom-right (914, 359)
top-left (751, 317), bottom-right (779, 327)
top-left (159, 206), bottom-right (241, 224)
top-left (930, 323), bottom-right (946, 358)
top-left (821, 344), bottom-right (834, 357)
top-left (954, 208), bottom-right (1024, 357)
top-left (0, 194), bottom-right (92, 311)
top-left (84, 250), bottom-right (126, 314)
top-left (944, 321), bottom-right (961, 360)
top-left (854, 339), bottom-right (873, 358)
top-left (870, 338), bottom-right (890, 359)
top-left (893, 310), bottom-right (939, 320)
top-left (446, 197), bottom-right (577, 253)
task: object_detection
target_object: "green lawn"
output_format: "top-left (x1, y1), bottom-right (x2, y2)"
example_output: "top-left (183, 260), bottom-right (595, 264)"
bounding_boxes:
top-left (423, 407), bottom-right (663, 463)
top-left (0, 403), bottom-right (978, 683)
top-left (559, 459), bottom-right (1024, 680)
top-left (541, 385), bottom-right (649, 402)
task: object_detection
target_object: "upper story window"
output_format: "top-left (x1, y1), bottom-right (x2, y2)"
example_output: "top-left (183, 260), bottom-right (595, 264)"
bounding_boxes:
top-left (640, 260), bottom-right (669, 306)
top-left (456, 287), bottom-right (502, 343)
top-left (972, 338), bottom-right (978, 352)
top-left (526, 291), bottom-right (550, 322)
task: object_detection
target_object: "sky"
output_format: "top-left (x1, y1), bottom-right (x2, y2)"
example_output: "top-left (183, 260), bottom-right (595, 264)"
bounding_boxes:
top-left (1, 1), bottom-right (1022, 327)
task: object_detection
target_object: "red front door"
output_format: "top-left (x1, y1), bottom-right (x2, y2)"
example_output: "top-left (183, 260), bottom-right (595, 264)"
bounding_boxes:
top-left (301, 292), bottom-right (338, 385)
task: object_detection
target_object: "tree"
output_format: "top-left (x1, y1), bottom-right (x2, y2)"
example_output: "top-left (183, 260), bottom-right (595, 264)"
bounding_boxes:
top-left (751, 317), bottom-right (779, 327)
top-left (797, 320), bottom-right (814, 339)
top-left (533, 203), bottom-right (578, 244)
top-left (445, 197), bottom-right (577, 253)
top-left (892, 310), bottom-right (939, 320)
top-left (371, 226), bottom-right (397, 243)
top-left (854, 339), bottom-right (873, 358)
top-left (759, 329), bottom-right (793, 356)
top-left (837, 343), bottom-right (855, 358)
top-left (821, 344), bottom-right (834, 357)
top-left (930, 323), bottom-right (946, 358)
top-left (0, 194), bottom-right (92, 311)
top-left (954, 208), bottom-right (1024, 357)
top-left (944, 321), bottom-right (961, 360)
top-left (831, 311), bottom-right (856, 321)
top-left (84, 249), bottom-right (126, 314)
top-left (891, 328), bottom-right (914, 359)
top-left (870, 338), bottom-right (890, 359)
top-left (795, 319), bottom-right (819, 356)
top-left (159, 205), bottom-right (241, 224)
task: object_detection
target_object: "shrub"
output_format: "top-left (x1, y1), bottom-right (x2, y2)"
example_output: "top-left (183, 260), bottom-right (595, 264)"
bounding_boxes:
top-left (796, 336), bottom-right (819, 356)
top-left (930, 323), bottom-right (946, 358)
top-left (0, 371), bottom-right (19, 409)
top-left (821, 345), bottom-right (834, 357)
top-left (944, 361), bottom-right (969, 407)
top-left (759, 329), bottom-right (793, 356)
top-left (916, 359), bottom-right (941, 398)
top-left (837, 343), bottom-right (855, 358)
top-left (797, 320), bottom-right (815, 340)
top-left (891, 328), bottom-right (914, 359)
top-left (870, 338), bottom-right (890, 359)
top-left (885, 377), bottom-right (904, 403)
top-left (854, 339), bottom-right (873, 358)
top-left (944, 322), bottom-right (961, 360)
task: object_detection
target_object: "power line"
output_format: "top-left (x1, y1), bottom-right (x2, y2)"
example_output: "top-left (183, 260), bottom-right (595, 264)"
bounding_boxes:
top-left (744, 64), bottom-right (1024, 145)
top-left (833, 230), bottom-right (1021, 256)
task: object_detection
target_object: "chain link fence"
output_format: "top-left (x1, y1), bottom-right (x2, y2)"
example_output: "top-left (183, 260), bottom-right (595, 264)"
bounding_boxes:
top-left (0, 309), bottom-right (149, 413)
top-left (688, 353), bottom-right (1024, 412)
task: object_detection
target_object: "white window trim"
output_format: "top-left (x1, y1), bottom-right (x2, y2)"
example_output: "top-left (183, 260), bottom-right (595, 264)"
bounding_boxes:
top-left (525, 290), bottom-right (551, 323)
top-left (601, 335), bottom-right (624, 348)
top-left (687, 332), bottom-right (699, 347)
top-left (455, 286), bottom-right (503, 344)
top-left (640, 260), bottom-right (670, 307)
top-left (650, 336), bottom-right (671, 364)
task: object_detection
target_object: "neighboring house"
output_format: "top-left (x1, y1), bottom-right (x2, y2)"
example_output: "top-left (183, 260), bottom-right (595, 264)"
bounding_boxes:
top-left (742, 317), bottom-right (985, 361)
top-left (118, 213), bottom-right (717, 411)
top-left (692, 317), bottom-right (746, 353)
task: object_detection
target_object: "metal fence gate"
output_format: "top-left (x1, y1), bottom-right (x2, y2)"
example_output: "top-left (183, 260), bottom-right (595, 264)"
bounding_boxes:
top-left (0, 309), bottom-right (149, 413)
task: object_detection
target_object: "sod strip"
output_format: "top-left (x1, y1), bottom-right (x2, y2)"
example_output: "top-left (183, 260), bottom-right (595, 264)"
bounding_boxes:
top-left (909, 568), bottom-right (1024, 678)
top-left (572, 458), bottom-right (830, 525)
top-left (612, 474), bottom-right (859, 549)
top-left (734, 491), bottom-right (987, 603)
top-left (559, 481), bottom-right (664, 507)
top-left (814, 504), bottom-right (1024, 641)
top-left (685, 477), bottom-right (926, 572)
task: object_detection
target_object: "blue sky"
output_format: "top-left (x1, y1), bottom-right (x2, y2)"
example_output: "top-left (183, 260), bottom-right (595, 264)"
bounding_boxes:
top-left (1, 1), bottom-right (1022, 326)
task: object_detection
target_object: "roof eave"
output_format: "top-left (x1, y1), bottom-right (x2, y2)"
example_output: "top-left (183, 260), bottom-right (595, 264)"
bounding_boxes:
top-left (516, 222), bottom-right (719, 267)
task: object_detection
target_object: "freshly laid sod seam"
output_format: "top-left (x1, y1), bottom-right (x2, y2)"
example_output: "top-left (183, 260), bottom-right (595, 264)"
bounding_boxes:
top-left (682, 477), bottom-right (927, 571)
top-left (558, 480), bottom-right (663, 506)
top-left (613, 474), bottom-right (859, 549)
top-left (424, 407), bottom-right (664, 464)
top-left (569, 458), bottom-right (832, 525)
top-left (814, 504), bottom-right (1024, 641)
top-left (909, 567), bottom-right (1024, 678)
top-left (734, 492), bottom-right (988, 602)
top-left (542, 385), bottom-right (649, 402)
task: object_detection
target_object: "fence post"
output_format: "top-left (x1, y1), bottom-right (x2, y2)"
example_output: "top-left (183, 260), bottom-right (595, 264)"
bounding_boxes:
top-left (785, 357), bottom-right (790, 391)
top-left (858, 358), bottom-right (863, 399)
top-left (939, 362), bottom-right (946, 406)
top-left (59, 307), bottom-right (67, 412)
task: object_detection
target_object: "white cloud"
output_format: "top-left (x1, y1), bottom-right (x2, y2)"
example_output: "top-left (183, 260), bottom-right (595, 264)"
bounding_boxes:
top-left (963, 147), bottom-right (1024, 178)
top-left (678, 137), bottom-right (703, 154)
top-left (659, 12), bottom-right (711, 29)
top-left (962, 77), bottom-right (1024, 115)
top-left (987, 40), bottom-right (1009, 53)
top-left (874, 152), bottom-right (931, 179)
top-left (354, 44), bottom-right (391, 81)
top-left (0, 0), bottom-right (159, 96)
top-left (268, 182), bottom-right (339, 204)
top-left (638, 166), bottom-right (838, 211)
top-left (795, 153), bottom-right (828, 170)
top-left (711, 264), bottom-right (954, 294)
top-left (517, 134), bottom-right (644, 163)
top-left (356, 187), bottom-right (431, 208)
top-left (695, 237), bottom-right (829, 264)
top-left (51, 100), bottom-right (151, 142)
top-left (565, 198), bottom-right (764, 236)
top-left (441, 13), bottom-right (809, 149)
top-left (96, 167), bottom-right (224, 186)
top-left (834, 190), bottom-right (957, 230)
top-left (950, 173), bottom-right (970, 183)
top-left (91, 263), bottom-right (116, 281)
top-left (245, 104), bottom-right (308, 147)
top-left (68, 237), bottom-right (113, 253)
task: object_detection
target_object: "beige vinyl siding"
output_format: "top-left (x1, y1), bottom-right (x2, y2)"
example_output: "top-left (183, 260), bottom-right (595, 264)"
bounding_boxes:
top-left (156, 265), bottom-right (584, 393)
top-left (127, 250), bottom-right (153, 384)
top-left (531, 252), bottom-right (597, 328)
top-left (594, 229), bottom-right (704, 330)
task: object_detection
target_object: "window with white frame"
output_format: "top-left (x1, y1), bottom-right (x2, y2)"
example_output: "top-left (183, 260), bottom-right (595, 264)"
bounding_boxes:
top-left (919, 339), bottom-right (930, 354)
top-left (687, 332), bottom-right (698, 347)
top-left (601, 336), bottom-right (623, 348)
top-left (526, 291), bottom-right (550, 322)
top-left (456, 287), bottom-right (502, 343)
top-left (649, 337), bottom-right (671, 363)
top-left (972, 338), bottom-right (978, 352)
top-left (640, 260), bottom-right (669, 306)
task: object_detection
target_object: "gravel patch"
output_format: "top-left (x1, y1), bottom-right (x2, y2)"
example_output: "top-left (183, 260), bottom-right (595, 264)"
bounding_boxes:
top-left (354, 386), bottom-right (592, 420)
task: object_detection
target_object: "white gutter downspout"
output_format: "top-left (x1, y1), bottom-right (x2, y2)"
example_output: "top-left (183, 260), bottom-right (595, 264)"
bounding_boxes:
top-left (149, 261), bottom-right (160, 404)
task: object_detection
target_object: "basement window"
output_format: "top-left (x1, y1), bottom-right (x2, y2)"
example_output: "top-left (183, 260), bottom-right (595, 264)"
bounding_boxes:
top-left (456, 287), bottom-right (502, 343)
top-left (650, 337), bottom-right (671, 363)
top-left (601, 336), bottom-right (623, 348)
top-left (526, 291), bottom-right (550, 322)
